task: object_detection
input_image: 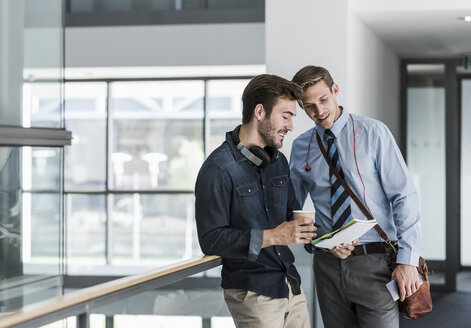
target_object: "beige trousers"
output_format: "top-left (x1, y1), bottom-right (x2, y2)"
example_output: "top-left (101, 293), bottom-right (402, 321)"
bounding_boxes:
top-left (223, 282), bottom-right (310, 328)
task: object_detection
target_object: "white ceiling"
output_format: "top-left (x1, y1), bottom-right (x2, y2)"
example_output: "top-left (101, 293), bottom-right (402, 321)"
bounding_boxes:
top-left (353, 2), bottom-right (471, 57)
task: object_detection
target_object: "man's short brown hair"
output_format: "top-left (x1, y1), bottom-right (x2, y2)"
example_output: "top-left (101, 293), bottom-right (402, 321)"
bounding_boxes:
top-left (242, 74), bottom-right (302, 124)
top-left (291, 65), bottom-right (335, 92)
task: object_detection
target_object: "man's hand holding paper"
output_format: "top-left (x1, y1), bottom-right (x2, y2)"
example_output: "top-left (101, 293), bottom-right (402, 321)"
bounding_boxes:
top-left (330, 239), bottom-right (360, 259)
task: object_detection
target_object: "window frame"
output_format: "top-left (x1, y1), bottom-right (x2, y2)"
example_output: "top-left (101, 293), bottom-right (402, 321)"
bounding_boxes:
top-left (64, 75), bottom-right (252, 271)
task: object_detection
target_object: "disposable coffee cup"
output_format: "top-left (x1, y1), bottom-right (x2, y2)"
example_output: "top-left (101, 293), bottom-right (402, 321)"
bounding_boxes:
top-left (292, 210), bottom-right (315, 224)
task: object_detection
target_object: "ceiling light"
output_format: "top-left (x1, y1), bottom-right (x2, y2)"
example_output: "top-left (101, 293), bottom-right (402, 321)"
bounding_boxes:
top-left (461, 15), bottom-right (471, 22)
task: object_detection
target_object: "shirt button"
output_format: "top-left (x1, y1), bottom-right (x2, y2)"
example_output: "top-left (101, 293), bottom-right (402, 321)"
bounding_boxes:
top-left (262, 185), bottom-right (265, 189)
top-left (265, 208), bottom-right (268, 212)
top-left (277, 252), bottom-right (281, 256)
top-left (248, 189), bottom-right (251, 192)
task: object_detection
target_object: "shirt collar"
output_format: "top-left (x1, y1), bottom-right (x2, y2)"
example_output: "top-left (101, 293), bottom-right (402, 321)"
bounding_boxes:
top-left (316, 106), bottom-right (349, 139)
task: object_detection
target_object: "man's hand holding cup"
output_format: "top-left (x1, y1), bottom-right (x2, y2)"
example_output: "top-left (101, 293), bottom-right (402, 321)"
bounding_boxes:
top-left (292, 210), bottom-right (317, 244)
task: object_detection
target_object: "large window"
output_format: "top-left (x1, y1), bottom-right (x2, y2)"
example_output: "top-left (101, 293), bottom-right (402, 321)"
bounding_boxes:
top-left (403, 59), bottom-right (464, 292)
top-left (66, 0), bottom-right (265, 26)
top-left (461, 79), bottom-right (471, 266)
top-left (406, 64), bottom-right (446, 262)
top-left (69, 0), bottom-right (264, 12)
top-left (109, 81), bottom-right (204, 190)
top-left (64, 78), bottom-right (249, 274)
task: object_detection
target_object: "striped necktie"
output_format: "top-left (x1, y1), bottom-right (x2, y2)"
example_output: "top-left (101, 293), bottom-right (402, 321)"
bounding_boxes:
top-left (324, 129), bottom-right (353, 230)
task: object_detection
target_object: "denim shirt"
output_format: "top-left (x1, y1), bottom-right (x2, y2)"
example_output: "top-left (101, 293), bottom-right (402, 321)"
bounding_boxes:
top-left (195, 131), bottom-right (302, 299)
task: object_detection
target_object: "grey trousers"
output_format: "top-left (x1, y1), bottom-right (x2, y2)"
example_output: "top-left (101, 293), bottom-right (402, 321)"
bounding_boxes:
top-left (314, 250), bottom-right (399, 328)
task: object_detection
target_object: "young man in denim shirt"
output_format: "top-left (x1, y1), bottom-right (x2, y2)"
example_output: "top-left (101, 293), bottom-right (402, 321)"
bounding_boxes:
top-left (195, 74), bottom-right (317, 328)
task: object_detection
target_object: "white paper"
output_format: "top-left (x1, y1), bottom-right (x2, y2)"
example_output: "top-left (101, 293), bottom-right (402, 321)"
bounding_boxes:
top-left (386, 280), bottom-right (400, 301)
top-left (314, 219), bottom-right (377, 249)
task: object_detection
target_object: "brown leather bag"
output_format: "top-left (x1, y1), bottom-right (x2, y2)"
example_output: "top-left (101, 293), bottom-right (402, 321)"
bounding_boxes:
top-left (392, 254), bottom-right (433, 319)
top-left (316, 132), bottom-right (433, 320)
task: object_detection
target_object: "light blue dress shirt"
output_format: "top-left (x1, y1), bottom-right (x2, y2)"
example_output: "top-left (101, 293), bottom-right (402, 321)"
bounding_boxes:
top-left (289, 108), bottom-right (422, 266)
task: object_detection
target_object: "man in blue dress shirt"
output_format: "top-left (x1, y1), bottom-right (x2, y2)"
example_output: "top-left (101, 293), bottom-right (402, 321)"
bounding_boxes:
top-left (195, 74), bottom-right (317, 328)
top-left (290, 66), bottom-right (422, 328)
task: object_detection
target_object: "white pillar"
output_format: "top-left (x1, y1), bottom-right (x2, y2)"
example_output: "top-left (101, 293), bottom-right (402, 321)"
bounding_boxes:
top-left (265, 0), bottom-right (350, 160)
top-left (0, 0), bottom-right (24, 126)
top-left (266, 1), bottom-right (401, 146)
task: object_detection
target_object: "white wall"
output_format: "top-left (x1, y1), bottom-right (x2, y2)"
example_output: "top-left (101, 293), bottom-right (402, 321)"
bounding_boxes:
top-left (351, 0), bottom-right (471, 12)
top-left (66, 23), bottom-right (265, 68)
top-left (265, 0), bottom-right (401, 156)
top-left (23, 0), bottom-right (63, 70)
top-left (347, 11), bottom-right (400, 139)
top-left (265, 0), bottom-right (349, 162)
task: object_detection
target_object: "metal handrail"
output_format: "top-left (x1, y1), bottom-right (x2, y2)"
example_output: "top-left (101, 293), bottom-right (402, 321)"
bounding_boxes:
top-left (0, 255), bottom-right (221, 328)
top-left (0, 126), bottom-right (72, 147)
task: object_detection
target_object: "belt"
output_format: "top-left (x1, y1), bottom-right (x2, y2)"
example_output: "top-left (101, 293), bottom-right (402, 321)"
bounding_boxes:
top-left (351, 242), bottom-right (393, 256)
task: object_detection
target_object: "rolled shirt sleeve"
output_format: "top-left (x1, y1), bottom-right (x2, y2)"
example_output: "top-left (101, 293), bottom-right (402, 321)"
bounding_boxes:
top-left (249, 229), bottom-right (264, 261)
